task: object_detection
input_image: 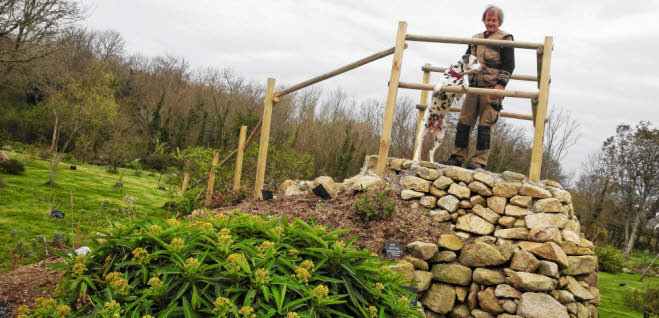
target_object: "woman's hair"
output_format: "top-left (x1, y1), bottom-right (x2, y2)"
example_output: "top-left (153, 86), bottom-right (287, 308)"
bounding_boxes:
top-left (482, 5), bottom-right (504, 25)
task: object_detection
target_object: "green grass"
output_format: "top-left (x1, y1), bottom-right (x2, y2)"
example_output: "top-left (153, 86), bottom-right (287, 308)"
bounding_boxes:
top-left (0, 151), bottom-right (173, 272)
top-left (599, 270), bottom-right (659, 317)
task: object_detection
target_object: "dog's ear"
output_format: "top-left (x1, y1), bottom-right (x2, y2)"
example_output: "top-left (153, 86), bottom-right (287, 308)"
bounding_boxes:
top-left (462, 54), bottom-right (470, 64)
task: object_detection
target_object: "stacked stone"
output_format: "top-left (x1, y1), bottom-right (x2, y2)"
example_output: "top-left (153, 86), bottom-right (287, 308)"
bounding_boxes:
top-left (386, 159), bottom-right (599, 318)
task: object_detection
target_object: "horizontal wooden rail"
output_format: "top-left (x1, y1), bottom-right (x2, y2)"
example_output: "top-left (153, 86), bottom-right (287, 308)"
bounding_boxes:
top-left (416, 104), bottom-right (547, 122)
top-left (421, 65), bottom-right (538, 82)
top-left (398, 81), bottom-right (538, 99)
top-left (275, 44), bottom-right (407, 98)
top-left (406, 34), bottom-right (543, 49)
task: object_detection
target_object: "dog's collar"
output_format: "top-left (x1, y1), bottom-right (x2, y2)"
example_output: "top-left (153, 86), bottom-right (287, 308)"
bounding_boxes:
top-left (448, 68), bottom-right (463, 79)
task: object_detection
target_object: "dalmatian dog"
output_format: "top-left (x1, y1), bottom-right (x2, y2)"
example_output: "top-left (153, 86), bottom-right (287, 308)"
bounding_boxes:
top-left (412, 54), bottom-right (482, 163)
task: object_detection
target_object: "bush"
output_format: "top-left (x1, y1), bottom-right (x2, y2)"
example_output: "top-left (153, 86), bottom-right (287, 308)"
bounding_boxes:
top-left (594, 244), bottom-right (626, 273)
top-left (627, 282), bottom-right (659, 314)
top-left (354, 191), bottom-right (396, 222)
top-left (52, 212), bottom-right (420, 317)
top-left (0, 158), bottom-right (25, 175)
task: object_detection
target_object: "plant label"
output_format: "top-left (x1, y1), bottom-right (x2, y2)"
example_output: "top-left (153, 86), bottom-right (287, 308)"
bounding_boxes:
top-left (312, 184), bottom-right (331, 200)
top-left (115, 182), bottom-right (123, 188)
top-left (70, 165), bottom-right (77, 170)
top-left (261, 190), bottom-right (274, 201)
top-left (157, 186), bottom-right (166, 190)
top-left (384, 240), bottom-right (403, 258)
top-left (51, 210), bottom-right (65, 219)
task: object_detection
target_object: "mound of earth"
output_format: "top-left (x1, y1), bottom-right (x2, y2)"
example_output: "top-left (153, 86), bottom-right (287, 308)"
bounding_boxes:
top-left (0, 257), bottom-right (64, 317)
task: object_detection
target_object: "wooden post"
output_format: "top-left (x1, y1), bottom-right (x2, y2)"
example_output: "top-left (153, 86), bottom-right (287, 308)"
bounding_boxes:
top-left (531, 47), bottom-right (544, 126)
top-left (529, 37), bottom-right (553, 181)
top-left (181, 172), bottom-right (190, 194)
top-left (205, 153), bottom-right (219, 205)
top-left (254, 78), bottom-right (276, 199)
top-left (376, 21), bottom-right (407, 175)
top-left (639, 253), bottom-right (658, 282)
top-left (413, 63), bottom-right (431, 158)
top-left (233, 125), bottom-right (247, 190)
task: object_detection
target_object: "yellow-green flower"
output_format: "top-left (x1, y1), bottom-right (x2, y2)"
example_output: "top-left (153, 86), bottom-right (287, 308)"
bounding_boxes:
top-left (292, 267), bottom-right (311, 285)
top-left (273, 226), bottom-right (284, 236)
top-left (105, 272), bottom-right (129, 295)
top-left (311, 285), bottom-right (329, 302)
top-left (165, 218), bottom-right (181, 226)
top-left (238, 306), bottom-right (256, 318)
top-left (368, 306), bottom-right (378, 318)
top-left (332, 241), bottom-right (346, 251)
top-left (287, 249), bottom-right (299, 257)
top-left (170, 238), bottom-right (184, 250)
top-left (131, 247), bottom-right (150, 265)
top-left (184, 257), bottom-right (201, 272)
top-left (212, 297), bottom-right (231, 314)
top-left (257, 241), bottom-right (275, 254)
top-left (145, 224), bottom-right (162, 235)
top-left (147, 277), bottom-right (166, 297)
top-left (300, 260), bottom-right (314, 271)
top-left (100, 300), bottom-right (121, 316)
top-left (72, 262), bottom-right (87, 277)
top-left (225, 253), bottom-right (247, 273)
top-left (287, 312), bottom-right (300, 318)
top-left (252, 268), bottom-right (271, 285)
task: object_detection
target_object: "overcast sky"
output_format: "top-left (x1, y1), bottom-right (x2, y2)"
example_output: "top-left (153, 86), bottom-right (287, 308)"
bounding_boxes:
top-left (83, 0), bottom-right (659, 178)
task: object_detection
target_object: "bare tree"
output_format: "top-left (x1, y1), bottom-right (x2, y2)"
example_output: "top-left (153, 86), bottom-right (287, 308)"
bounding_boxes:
top-left (92, 29), bottom-right (125, 60)
top-left (542, 106), bottom-right (582, 182)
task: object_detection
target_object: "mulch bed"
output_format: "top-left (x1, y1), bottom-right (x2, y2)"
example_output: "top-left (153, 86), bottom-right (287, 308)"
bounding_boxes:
top-left (0, 257), bottom-right (64, 318)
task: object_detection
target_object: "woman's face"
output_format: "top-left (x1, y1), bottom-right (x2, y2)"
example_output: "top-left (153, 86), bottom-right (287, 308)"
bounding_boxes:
top-left (484, 11), bottom-right (500, 34)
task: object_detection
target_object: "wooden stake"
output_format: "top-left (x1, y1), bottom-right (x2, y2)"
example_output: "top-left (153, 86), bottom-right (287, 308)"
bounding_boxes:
top-left (181, 172), bottom-right (189, 194)
top-left (205, 153), bottom-right (220, 205)
top-left (639, 253), bottom-right (658, 282)
top-left (233, 125), bottom-right (247, 190)
top-left (529, 37), bottom-right (553, 181)
top-left (254, 78), bottom-right (276, 199)
top-left (376, 21), bottom-right (408, 176)
top-left (413, 63), bottom-right (431, 157)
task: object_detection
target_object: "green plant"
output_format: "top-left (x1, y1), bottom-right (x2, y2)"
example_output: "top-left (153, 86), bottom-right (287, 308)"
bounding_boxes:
top-left (52, 212), bottom-right (420, 317)
top-left (354, 191), bottom-right (396, 222)
top-left (0, 158), bottom-right (25, 175)
top-left (626, 282), bottom-right (659, 314)
top-left (595, 244), bottom-right (627, 274)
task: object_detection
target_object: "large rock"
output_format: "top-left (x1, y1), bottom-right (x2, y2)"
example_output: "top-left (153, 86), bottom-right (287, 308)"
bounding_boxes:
top-left (474, 171), bottom-right (495, 186)
top-left (471, 309), bottom-right (495, 318)
top-left (510, 195), bottom-right (533, 208)
top-left (450, 304), bottom-right (471, 318)
top-left (477, 287), bottom-right (504, 314)
top-left (433, 176), bottom-right (454, 189)
top-left (437, 195), bottom-right (460, 212)
top-left (537, 260), bottom-right (560, 278)
top-left (401, 189), bottom-right (424, 200)
top-left (420, 196), bottom-right (438, 208)
top-left (487, 196), bottom-right (506, 214)
top-left (516, 292), bottom-right (569, 318)
top-left (560, 241), bottom-right (593, 256)
top-left (413, 166), bottom-right (439, 180)
top-left (403, 256), bottom-right (429, 271)
top-left (390, 260), bottom-right (416, 282)
top-left (549, 188), bottom-right (572, 203)
top-left (498, 216), bottom-right (517, 228)
top-left (563, 276), bottom-right (594, 301)
top-left (529, 242), bottom-right (569, 268)
top-left (505, 271), bottom-right (557, 291)
top-left (443, 166), bottom-right (473, 183)
top-left (505, 205), bottom-right (530, 217)
top-left (561, 229), bottom-right (580, 244)
top-left (495, 284), bottom-right (522, 299)
top-left (561, 255), bottom-right (598, 275)
top-left (494, 228), bottom-right (529, 240)
top-left (431, 263), bottom-right (472, 286)
top-left (407, 241), bottom-right (439, 260)
top-left (429, 210), bottom-right (451, 222)
top-left (550, 290), bottom-right (574, 304)
top-left (280, 180), bottom-right (304, 196)
top-left (519, 184), bottom-right (552, 198)
top-left (533, 198), bottom-right (562, 213)
top-left (421, 283), bottom-right (455, 314)
top-left (448, 183), bottom-right (471, 199)
top-left (430, 250), bottom-right (457, 263)
top-left (414, 270), bottom-right (433, 291)
top-left (525, 213), bottom-right (568, 229)
top-left (400, 175), bottom-right (431, 192)
top-left (314, 176), bottom-right (340, 194)
top-left (473, 268), bottom-right (506, 285)
top-left (469, 181), bottom-right (493, 196)
top-left (438, 234), bottom-right (463, 251)
top-left (510, 249), bottom-right (540, 273)
top-left (472, 205), bottom-right (500, 224)
top-left (493, 182), bottom-right (521, 198)
top-left (528, 225), bottom-right (563, 244)
top-left (458, 242), bottom-right (506, 267)
top-left (502, 171), bottom-right (526, 181)
top-left (455, 214), bottom-right (495, 235)
top-left (345, 175), bottom-right (388, 191)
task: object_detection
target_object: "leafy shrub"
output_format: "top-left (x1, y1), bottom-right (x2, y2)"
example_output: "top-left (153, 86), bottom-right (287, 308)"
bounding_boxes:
top-left (52, 212), bottom-right (420, 317)
top-left (594, 244), bottom-right (626, 273)
top-left (0, 158), bottom-right (25, 175)
top-left (627, 282), bottom-right (659, 314)
top-left (354, 191), bottom-right (396, 222)
top-left (162, 188), bottom-right (204, 216)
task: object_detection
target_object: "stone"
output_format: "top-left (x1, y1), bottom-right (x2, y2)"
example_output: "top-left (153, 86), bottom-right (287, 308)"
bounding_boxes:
top-left (505, 205), bottom-right (530, 217)
top-left (559, 242), bottom-right (593, 256)
top-left (498, 315), bottom-right (523, 318)
top-left (578, 237), bottom-right (594, 249)
top-left (516, 292), bottom-right (569, 318)
top-left (388, 158), bottom-right (405, 170)
top-left (458, 242), bottom-right (507, 267)
top-left (280, 180), bottom-right (304, 196)
top-left (460, 200), bottom-right (473, 209)
top-left (550, 290), bottom-right (575, 304)
top-left (421, 283), bottom-right (456, 314)
top-left (519, 184), bottom-right (552, 198)
top-left (469, 181), bottom-right (493, 196)
top-left (437, 195), bottom-right (460, 212)
top-left (346, 175), bottom-right (389, 191)
top-left (400, 175), bottom-right (431, 192)
top-left (563, 276), bottom-right (594, 300)
top-left (429, 186), bottom-right (447, 198)
top-left (429, 209), bottom-right (451, 222)
top-left (561, 255), bottom-right (598, 275)
top-left (401, 189), bottom-right (424, 200)
top-left (493, 182), bottom-right (521, 198)
top-left (438, 234), bottom-right (463, 251)
top-left (470, 195), bottom-right (487, 206)
top-left (578, 272), bottom-right (599, 287)
top-left (430, 250), bottom-right (457, 263)
top-left (495, 284), bottom-right (522, 299)
top-left (517, 241), bottom-right (544, 251)
top-left (513, 219), bottom-right (526, 228)
top-left (474, 236), bottom-right (496, 244)
top-left (455, 214), bottom-right (495, 235)
top-left (498, 216), bottom-right (517, 228)
top-left (451, 304), bottom-right (471, 318)
top-left (413, 166), bottom-right (440, 180)
top-left (431, 263), bottom-right (472, 286)
top-left (528, 225), bottom-right (563, 244)
top-left (420, 196), bottom-right (438, 208)
top-left (477, 287), bottom-right (504, 314)
top-left (468, 282), bottom-right (479, 310)
top-left (402, 159), bottom-right (413, 169)
top-left (471, 309), bottom-right (494, 318)
top-left (403, 256), bottom-right (429, 271)
top-left (314, 176), bottom-right (340, 194)
top-left (494, 228), bottom-right (529, 240)
top-left (564, 302), bottom-right (577, 315)
top-left (473, 268), bottom-right (506, 285)
top-left (529, 242), bottom-right (569, 268)
top-left (544, 179), bottom-right (563, 189)
top-left (549, 188), bottom-right (571, 203)
top-left (533, 198), bottom-right (562, 213)
top-left (537, 260), bottom-right (560, 278)
top-left (389, 260), bottom-right (416, 282)
top-left (495, 238), bottom-right (517, 260)
top-left (455, 286), bottom-right (469, 302)
top-left (443, 166), bottom-right (473, 183)
top-left (474, 171), bottom-right (495, 187)
top-left (433, 176), bottom-right (454, 189)
top-left (455, 231), bottom-right (471, 239)
top-left (561, 229), bottom-right (580, 244)
top-left (487, 196), bottom-right (506, 214)
top-left (448, 183), bottom-right (471, 199)
top-left (472, 205), bottom-right (500, 224)
top-left (564, 219), bottom-right (581, 233)
top-left (414, 270), bottom-right (433, 291)
top-left (503, 300), bottom-right (517, 314)
top-left (510, 195), bottom-right (533, 208)
top-left (586, 303), bottom-right (598, 317)
top-left (407, 241), bottom-right (439, 260)
top-left (502, 171), bottom-right (526, 181)
top-left (505, 271), bottom-right (557, 291)
top-left (510, 249), bottom-right (540, 272)
top-left (586, 286), bottom-right (600, 305)
top-left (525, 213), bottom-right (568, 229)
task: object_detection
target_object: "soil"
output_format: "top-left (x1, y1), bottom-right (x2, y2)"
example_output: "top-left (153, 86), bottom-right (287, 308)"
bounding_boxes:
top-left (0, 257), bottom-right (64, 318)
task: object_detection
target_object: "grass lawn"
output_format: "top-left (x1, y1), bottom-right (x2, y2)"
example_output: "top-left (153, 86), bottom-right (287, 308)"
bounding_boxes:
top-left (598, 270), bottom-right (658, 317)
top-left (0, 151), bottom-right (173, 272)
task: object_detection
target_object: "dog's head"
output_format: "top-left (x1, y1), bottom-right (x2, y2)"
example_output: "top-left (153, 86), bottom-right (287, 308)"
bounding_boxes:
top-left (459, 54), bottom-right (481, 74)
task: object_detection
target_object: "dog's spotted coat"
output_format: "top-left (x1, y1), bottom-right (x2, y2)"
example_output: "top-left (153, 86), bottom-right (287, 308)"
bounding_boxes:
top-left (413, 54), bottom-right (482, 163)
